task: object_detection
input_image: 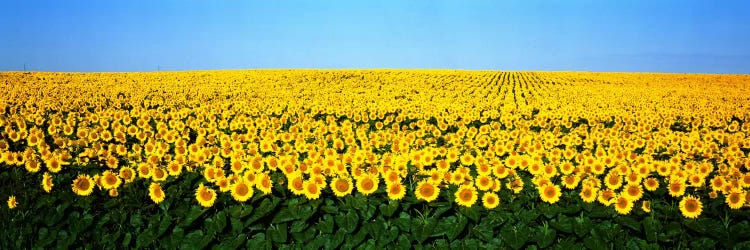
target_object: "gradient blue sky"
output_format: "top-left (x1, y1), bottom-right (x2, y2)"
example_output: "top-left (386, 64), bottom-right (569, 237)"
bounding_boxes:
top-left (1, 0), bottom-right (749, 73)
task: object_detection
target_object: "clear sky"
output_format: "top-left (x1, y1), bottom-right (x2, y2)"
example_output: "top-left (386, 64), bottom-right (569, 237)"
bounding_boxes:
top-left (1, 0), bottom-right (749, 73)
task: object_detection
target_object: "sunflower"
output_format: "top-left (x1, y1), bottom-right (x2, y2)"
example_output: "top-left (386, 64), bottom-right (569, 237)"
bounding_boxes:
top-left (138, 164), bottom-right (152, 179)
top-left (482, 192), bottom-right (500, 209)
top-left (195, 183), bottom-right (217, 208)
top-left (42, 172), bottom-right (53, 193)
top-left (331, 177), bottom-right (353, 197)
top-left (386, 182), bottom-right (406, 201)
top-left (598, 189), bottom-right (616, 206)
top-left (668, 180), bottom-right (686, 197)
top-left (287, 173), bottom-right (305, 196)
top-left (255, 173), bottom-right (273, 195)
top-left (356, 174), bottom-right (378, 196)
top-left (579, 186), bottom-right (598, 203)
top-left (303, 180), bottom-right (321, 200)
top-left (476, 175), bottom-right (493, 191)
top-left (149, 182), bottom-right (165, 204)
top-left (539, 184), bottom-right (561, 204)
top-left (415, 180), bottom-right (439, 202)
top-left (561, 174), bottom-right (580, 190)
top-left (216, 177), bottom-right (231, 193)
top-left (167, 161), bottom-right (183, 176)
top-left (101, 170), bottom-right (122, 190)
top-left (109, 188), bottom-right (119, 197)
top-left (622, 183), bottom-right (643, 201)
top-left (7, 196), bottom-right (17, 209)
top-left (152, 168), bottom-right (168, 182)
top-left (604, 172), bottom-right (623, 190)
top-left (613, 196), bottom-right (633, 215)
top-left (119, 166), bottom-right (136, 183)
top-left (679, 195), bottom-right (703, 219)
top-left (72, 174), bottom-right (95, 196)
top-left (46, 157), bottom-right (62, 173)
top-left (455, 185), bottom-right (478, 207)
top-left (642, 200), bottom-right (651, 213)
top-left (726, 191), bottom-right (745, 209)
top-left (643, 177), bottom-right (659, 191)
top-left (231, 180), bottom-right (253, 202)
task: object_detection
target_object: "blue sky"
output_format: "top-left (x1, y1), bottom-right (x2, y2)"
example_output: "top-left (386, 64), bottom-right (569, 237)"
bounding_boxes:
top-left (1, 0), bottom-right (749, 73)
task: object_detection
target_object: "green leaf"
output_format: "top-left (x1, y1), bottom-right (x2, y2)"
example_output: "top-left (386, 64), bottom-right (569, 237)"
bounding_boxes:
top-left (289, 220), bottom-right (308, 234)
top-left (500, 225), bottom-right (530, 250)
top-left (573, 215), bottom-right (592, 237)
top-left (206, 211), bottom-right (228, 236)
top-left (550, 215), bottom-right (574, 234)
top-left (271, 206), bottom-right (298, 224)
top-left (690, 238), bottom-right (716, 249)
top-left (246, 232), bottom-right (268, 249)
top-left (642, 216), bottom-right (660, 243)
top-left (291, 226), bottom-right (316, 243)
top-left (413, 219), bottom-right (436, 244)
top-left (178, 206), bottom-right (206, 227)
top-left (459, 206), bottom-right (480, 222)
top-left (336, 211), bottom-right (359, 234)
top-left (268, 223), bottom-right (288, 243)
top-left (471, 225), bottom-right (494, 243)
top-left (245, 197), bottom-right (279, 227)
top-left (156, 214), bottom-right (172, 238)
top-left (229, 205), bottom-right (253, 219)
top-left (215, 234), bottom-right (247, 250)
top-left (183, 230), bottom-right (211, 249)
top-left (534, 227), bottom-right (556, 248)
top-left (446, 215), bottom-right (468, 241)
top-left (379, 202), bottom-right (399, 217)
top-left (122, 232), bottom-right (132, 247)
top-left (317, 214), bottom-right (335, 234)
top-left (396, 235), bottom-right (411, 250)
top-left (583, 234), bottom-right (607, 250)
top-left (615, 216), bottom-right (642, 233)
top-left (343, 228), bottom-right (368, 249)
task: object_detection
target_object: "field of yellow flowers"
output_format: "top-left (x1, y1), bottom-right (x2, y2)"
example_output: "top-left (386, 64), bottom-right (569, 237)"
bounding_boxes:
top-left (2, 70), bottom-right (750, 248)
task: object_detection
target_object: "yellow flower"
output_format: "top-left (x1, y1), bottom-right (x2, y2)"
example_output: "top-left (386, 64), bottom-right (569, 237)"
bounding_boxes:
top-left (668, 180), bottom-right (686, 198)
top-left (726, 191), bottom-right (745, 209)
top-left (356, 174), bottom-right (378, 196)
top-left (579, 186), bottom-right (598, 203)
top-left (195, 183), bottom-right (217, 208)
top-left (613, 196), bottom-right (633, 215)
top-left (482, 192), bottom-right (500, 209)
top-left (255, 173), bottom-right (273, 195)
top-left (621, 183), bottom-right (643, 201)
top-left (331, 177), bottom-right (353, 197)
top-left (287, 173), bottom-right (305, 196)
top-left (149, 182), bottom-right (165, 204)
top-left (7, 196), bottom-right (17, 209)
top-left (415, 180), bottom-right (439, 202)
top-left (231, 180), bottom-right (253, 202)
top-left (539, 184), bottom-right (561, 204)
top-left (101, 170), bottom-right (122, 190)
top-left (642, 200), bottom-right (651, 213)
top-left (119, 167), bottom-right (136, 183)
top-left (454, 185), bottom-right (478, 207)
top-left (42, 172), bottom-right (54, 193)
top-left (679, 195), bottom-right (703, 219)
top-left (475, 175), bottom-right (493, 191)
top-left (303, 180), bottom-right (321, 200)
top-left (72, 174), bottom-right (95, 196)
top-left (386, 182), bottom-right (406, 201)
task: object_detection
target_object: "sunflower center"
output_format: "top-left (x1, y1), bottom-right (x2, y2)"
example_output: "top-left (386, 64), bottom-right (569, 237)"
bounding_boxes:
top-left (362, 179), bottom-right (374, 190)
top-left (200, 190), bottom-right (213, 200)
top-left (236, 185), bottom-right (248, 196)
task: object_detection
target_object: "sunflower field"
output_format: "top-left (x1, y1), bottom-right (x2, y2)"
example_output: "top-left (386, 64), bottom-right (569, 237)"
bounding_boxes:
top-left (2, 70), bottom-right (750, 249)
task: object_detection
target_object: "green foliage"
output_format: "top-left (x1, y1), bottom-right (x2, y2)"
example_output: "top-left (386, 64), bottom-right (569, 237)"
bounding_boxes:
top-left (4, 164), bottom-right (750, 249)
